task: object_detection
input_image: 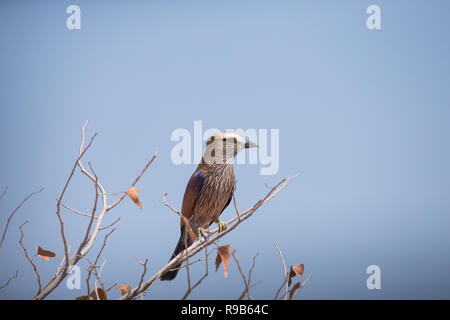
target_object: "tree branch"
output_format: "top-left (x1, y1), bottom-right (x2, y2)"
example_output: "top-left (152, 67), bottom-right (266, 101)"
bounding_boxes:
top-left (119, 174), bottom-right (296, 300)
top-left (290, 274), bottom-right (312, 300)
top-left (0, 270), bottom-right (18, 290)
top-left (32, 121), bottom-right (157, 300)
top-left (182, 246), bottom-right (212, 300)
top-left (233, 251), bottom-right (259, 300)
top-left (19, 221), bottom-right (41, 294)
top-left (232, 250), bottom-right (259, 300)
top-left (273, 243), bottom-right (288, 300)
top-left (0, 187), bottom-right (7, 201)
top-left (0, 188), bottom-right (43, 250)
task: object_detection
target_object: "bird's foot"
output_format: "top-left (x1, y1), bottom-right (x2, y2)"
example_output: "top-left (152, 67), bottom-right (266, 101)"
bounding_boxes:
top-left (215, 220), bottom-right (228, 233)
top-left (197, 227), bottom-right (210, 241)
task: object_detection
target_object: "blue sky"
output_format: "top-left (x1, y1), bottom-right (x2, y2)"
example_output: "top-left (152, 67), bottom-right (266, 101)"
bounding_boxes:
top-left (1, 0), bottom-right (450, 299)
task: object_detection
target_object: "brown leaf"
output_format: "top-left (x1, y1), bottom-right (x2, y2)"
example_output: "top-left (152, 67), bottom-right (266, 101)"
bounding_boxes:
top-left (36, 246), bottom-right (56, 261)
top-left (90, 287), bottom-right (107, 300)
top-left (288, 282), bottom-right (301, 300)
top-left (215, 245), bottom-right (231, 278)
top-left (75, 295), bottom-right (90, 300)
top-left (126, 187), bottom-right (143, 209)
top-left (288, 264), bottom-right (304, 286)
top-left (117, 283), bottom-right (131, 296)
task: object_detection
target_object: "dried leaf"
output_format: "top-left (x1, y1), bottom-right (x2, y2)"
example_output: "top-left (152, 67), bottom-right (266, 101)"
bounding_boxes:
top-left (126, 187), bottom-right (143, 209)
top-left (288, 282), bottom-right (301, 300)
top-left (90, 287), bottom-right (107, 300)
top-left (117, 283), bottom-right (131, 296)
top-left (36, 246), bottom-right (56, 261)
top-left (288, 264), bottom-right (304, 286)
top-left (291, 264), bottom-right (304, 277)
top-left (215, 245), bottom-right (231, 278)
top-left (75, 295), bottom-right (90, 300)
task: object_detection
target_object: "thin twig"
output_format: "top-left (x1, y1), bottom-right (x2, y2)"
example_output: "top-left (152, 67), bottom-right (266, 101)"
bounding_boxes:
top-left (107, 149), bottom-right (159, 211)
top-left (0, 270), bottom-right (18, 290)
top-left (105, 283), bottom-right (118, 293)
top-left (232, 185), bottom-right (241, 222)
top-left (291, 274), bottom-right (312, 300)
top-left (0, 187), bottom-right (7, 201)
top-left (77, 163), bottom-right (99, 252)
top-left (274, 244), bottom-right (288, 300)
top-left (99, 218), bottom-right (120, 230)
top-left (233, 250), bottom-right (259, 300)
top-left (86, 228), bottom-right (116, 296)
top-left (134, 257), bottom-right (149, 299)
top-left (56, 123), bottom-right (97, 270)
top-left (161, 193), bottom-right (182, 218)
top-left (19, 221), bottom-right (41, 293)
top-left (274, 279), bottom-right (286, 300)
top-left (0, 188), bottom-right (43, 249)
top-left (169, 257), bottom-right (212, 272)
top-left (60, 203), bottom-right (96, 219)
top-left (182, 246), bottom-right (211, 300)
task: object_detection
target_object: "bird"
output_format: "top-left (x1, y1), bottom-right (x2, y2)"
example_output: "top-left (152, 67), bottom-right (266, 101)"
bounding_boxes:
top-left (161, 131), bottom-right (258, 281)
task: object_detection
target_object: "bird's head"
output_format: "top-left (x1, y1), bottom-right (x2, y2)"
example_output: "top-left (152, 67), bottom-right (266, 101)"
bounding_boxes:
top-left (202, 132), bottom-right (258, 165)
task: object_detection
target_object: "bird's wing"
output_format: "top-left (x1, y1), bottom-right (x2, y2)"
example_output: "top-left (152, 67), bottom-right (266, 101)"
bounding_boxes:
top-left (181, 169), bottom-right (204, 220)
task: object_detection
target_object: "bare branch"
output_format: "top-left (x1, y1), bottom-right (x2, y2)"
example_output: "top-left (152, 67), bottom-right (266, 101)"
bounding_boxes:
top-left (86, 228), bottom-right (116, 297)
top-left (274, 279), bottom-right (286, 300)
top-left (232, 184), bottom-right (241, 222)
top-left (105, 283), bottom-right (118, 293)
top-left (107, 149), bottom-right (159, 211)
top-left (120, 175), bottom-right (296, 300)
top-left (0, 187), bottom-right (7, 201)
top-left (0, 270), bottom-right (18, 290)
top-left (290, 274), bottom-right (312, 300)
top-left (161, 193), bottom-right (182, 218)
top-left (134, 257), bottom-right (149, 299)
top-left (99, 218), bottom-right (120, 231)
top-left (274, 243), bottom-right (288, 300)
top-left (19, 221), bottom-right (41, 293)
top-left (60, 203), bottom-right (96, 219)
top-left (232, 250), bottom-right (259, 300)
top-left (33, 121), bottom-right (157, 300)
top-left (54, 124), bottom-right (97, 274)
top-left (95, 259), bottom-right (107, 291)
top-left (0, 188), bottom-right (43, 250)
top-left (77, 163), bottom-right (99, 253)
top-left (170, 257), bottom-right (212, 272)
top-left (184, 232), bottom-right (192, 292)
top-left (232, 250), bottom-right (250, 300)
top-left (182, 246), bottom-right (211, 300)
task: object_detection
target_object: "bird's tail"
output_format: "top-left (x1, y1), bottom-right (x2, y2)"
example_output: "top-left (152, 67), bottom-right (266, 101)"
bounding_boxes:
top-left (161, 225), bottom-right (193, 281)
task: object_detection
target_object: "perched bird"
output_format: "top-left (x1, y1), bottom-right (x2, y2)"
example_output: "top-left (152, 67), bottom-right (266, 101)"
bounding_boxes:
top-left (161, 132), bottom-right (258, 281)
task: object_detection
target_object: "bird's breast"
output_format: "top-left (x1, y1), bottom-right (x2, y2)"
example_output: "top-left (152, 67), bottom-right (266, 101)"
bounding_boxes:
top-left (194, 165), bottom-right (235, 227)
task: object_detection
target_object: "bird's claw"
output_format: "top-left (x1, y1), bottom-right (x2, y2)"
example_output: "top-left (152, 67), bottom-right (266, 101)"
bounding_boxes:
top-left (216, 220), bottom-right (227, 233)
top-left (197, 227), bottom-right (210, 241)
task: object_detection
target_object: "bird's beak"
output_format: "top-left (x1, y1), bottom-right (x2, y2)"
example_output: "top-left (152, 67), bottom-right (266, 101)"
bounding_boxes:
top-left (244, 139), bottom-right (258, 149)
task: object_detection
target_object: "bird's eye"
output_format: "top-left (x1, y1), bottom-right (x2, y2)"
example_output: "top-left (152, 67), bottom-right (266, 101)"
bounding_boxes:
top-left (222, 138), bottom-right (226, 142)
top-left (206, 136), bottom-right (215, 145)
